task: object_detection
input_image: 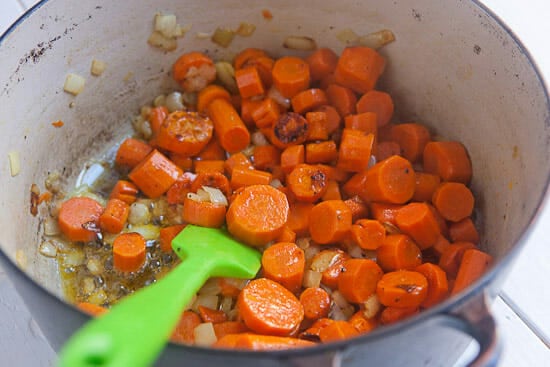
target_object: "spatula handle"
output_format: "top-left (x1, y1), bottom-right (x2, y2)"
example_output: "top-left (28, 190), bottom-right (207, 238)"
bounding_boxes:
top-left (58, 256), bottom-right (211, 367)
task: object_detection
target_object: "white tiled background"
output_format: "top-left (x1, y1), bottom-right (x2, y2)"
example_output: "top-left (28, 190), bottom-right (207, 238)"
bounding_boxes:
top-left (0, 1), bottom-right (549, 366)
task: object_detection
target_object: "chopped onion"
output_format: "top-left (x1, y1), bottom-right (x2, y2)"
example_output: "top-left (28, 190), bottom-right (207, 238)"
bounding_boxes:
top-left (348, 243), bottom-right (364, 259)
top-left (63, 73), bottom-right (86, 95)
top-left (267, 86), bottom-right (291, 109)
top-left (82, 277), bottom-right (96, 295)
top-left (368, 155), bottom-right (377, 169)
top-left (165, 91), bottom-right (185, 112)
top-left (193, 323), bottom-right (218, 347)
top-left (220, 296), bottom-right (234, 314)
top-left (363, 294), bottom-right (381, 319)
top-left (90, 59), bottom-right (106, 76)
top-left (153, 94), bottom-right (166, 107)
top-left (87, 258), bottom-right (104, 275)
top-left (133, 116), bottom-right (152, 139)
top-left (358, 29), bottom-right (396, 49)
top-left (332, 290), bottom-right (350, 309)
top-left (192, 294), bottom-right (219, 312)
top-left (283, 36), bottom-right (317, 51)
top-left (128, 202), bottom-right (151, 225)
top-left (296, 237), bottom-right (311, 250)
top-left (199, 278), bottom-right (221, 295)
top-left (211, 27), bottom-right (236, 48)
top-left (147, 31), bottom-right (177, 51)
top-left (236, 22), bottom-right (256, 37)
top-left (43, 217), bottom-right (60, 236)
top-left (126, 224), bottom-right (160, 241)
top-left (7, 151), bottom-right (20, 177)
top-left (45, 171), bottom-right (62, 193)
top-left (310, 249), bottom-right (339, 272)
top-left (87, 289), bottom-right (107, 305)
top-left (251, 130), bottom-right (269, 146)
top-left (140, 105), bottom-right (152, 119)
top-left (60, 250), bottom-right (85, 267)
top-left (154, 13), bottom-right (178, 38)
top-left (383, 221), bottom-right (401, 235)
top-left (336, 29), bottom-right (359, 46)
top-left (304, 245), bottom-right (320, 264)
top-left (241, 145), bottom-right (255, 158)
top-left (269, 179), bottom-right (283, 189)
top-left (302, 270), bottom-right (322, 288)
top-left (202, 186), bottom-right (229, 206)
top-left (215, 61), bottom-right (238, 94)
top-left (39, 241), bottom-right (58, 258)
top-left (181, 92), bottom-right (198, 106)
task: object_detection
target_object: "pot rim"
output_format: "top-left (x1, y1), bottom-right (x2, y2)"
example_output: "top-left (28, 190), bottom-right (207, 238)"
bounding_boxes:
top-left (1, 0), bottom-right (549, 359)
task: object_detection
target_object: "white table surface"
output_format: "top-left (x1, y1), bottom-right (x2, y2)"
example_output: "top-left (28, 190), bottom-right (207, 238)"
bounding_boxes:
top-left (0, 1), bottom-right (549, 366)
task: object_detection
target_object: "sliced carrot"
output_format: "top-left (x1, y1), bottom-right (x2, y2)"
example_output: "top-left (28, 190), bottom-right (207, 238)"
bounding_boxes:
top-left (159, 224), bottom-right (186, 252)
top-left (109, 180), bottom-right (139, 205)
top-left (395, 202), bottom-right (441, 249)
top-left (390, 123), bottom-right (431, 162)
top-left (190, 171), bottom-right (231, 198)
top-left (438, 242), bottom-right (477, 278)
top-left (166, 172), bottom-right (195, 205)
top-left (376, 234), bottom-right (422, 271)
top-left (99, 198), bottom-right (130, 234)
top-left (312, 249), bottom-right (350, 289)
top-left (314, 105), bottom-right (341, 134)
top-left (207, 98), bottom-right (251, 153)
top-left (337, 129), bottom-right (375, 172)
top-left (431, 234), bottom-right (451, 258)
top-left (423, 141), bottom-right (472, 184)
top-left (321, 180), bottom-right (342, 201)
top-left (451, 249), bottom-right (493, 295)
top-left (415, 263), bottom-right (449, 308)
top-left (432, 182), bottom-right (474, 222)
top-left (234, 48), bottom-right (269, 70)
top-left (344, 112), bottom-right (378, 134)
top-left (309, 200), bottom-right (352, 245)
top-left (376, 270), bottom-right (428, 308)
top-left (359, 155), bottom-right (415, 204)
top-left (213, 321), bottom-right (248, 340)
top-left (356, 90), bottom-right (394, 127)
top-left (115, 138), bottom-right (153, 169)
top-left (374, 141), bottom-right (401, 162)
top-left (334, 47), bottom-right (386, 93)
top-left (241, 56), bottom-right (275, 89)
top-left (197, 84), bottom-right (232, 113)
top-left (112, 232), bottom-right (147, 273)
top-left (276, 225), bottom-right (297, 243)
top-left (172, 51), bottom-right (215, 92)
top-left (286, 202), bottom-right (314, 237)
top-left (379, 306), bottom-right (419, 325)
top-left (305, 141), bottom-right (338, 164)
top-left (291, 88), bottom-right (328, 114)
top-left (226, 185), bottom-right (289, 246)
top-left (320, 164), bottom-right (351, 183)
top-left (240, 98), bottom-right (264, 128)
top-left (238, 278), bottom-right (304, 336)
top-left (449, 217), bottom-right (480, 244)
top-left (230, 167), bottom-right (273, 190)
top-left (280, 145), bottom-right (305, 174)
top-left (300, 318), bottom-right (334, 341)
top-left (234, 333), bottom-right (314, 350)
top-left (412, 172), bottom-right (441, 202)
top-left (338, 259), bottom-right (383, 303)
top-left (252, 145), bottom-right (280, 171)
top-left (171, 310), bottom-right (201, 344)
top-left (213, 334), bottom-right (241, 348)
top-left (342, 170), bottom-right (369, 198)
top-left (272, 56), bottom-right (311, 98)
top-left (344, 196), bottom-right (370, 222)
top-left (182, 196), bottom-right (227, 228)
top-left (369, 202), bottom-right (403, 226)
top-left (300, 287), bottom-right (331, 319)
top-left (287, 164), bottom-right (328, 202)
top-left (349, 219), bottom-right (386, 250)
top-left (319, 320), bottom-right (359, 342)
top-left (349, 311), bottom-right (378, 334)
top-left (224, 152), bottom-right (253, 177)
top-left (197, 138), bottom-right (226, 161)
top-left (58, 197), bottom-right (103, 243)
top-left (169, 153), bottom-right (194, 171)
top-left (77, 302), bottom-right (108, 317)
top-left (325, 84), bottom-right (357, 118)
top-left (269, 112), bottom-right (309, 149)
top-left (262, 242), bottom-right (305, 293)
top-left (198, 305), bottom-right (228, 324)
top-left (194, 160), bottom-right (225, 174)
top-left (251, 98), bottom-right (280, 129)
top-left (235, 66), bottom-right (265, 99)
top-left (306, 48), bottom-right (338, 82)
top-left (305, 111), bottom-right (329, 141)
top-left (156, 111), bottom-right (214, 156)
top-left (128, 150), bottom-right (182, 198)
top-left (148, 106), bottom-right (169, 137)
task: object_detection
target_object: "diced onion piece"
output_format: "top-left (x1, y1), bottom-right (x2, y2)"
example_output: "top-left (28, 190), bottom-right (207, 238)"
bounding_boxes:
top-left (148, 31), bottom-right (177, 51)
top-left (15, 250), bottom-right (27, 269)
top-left (348, 243), bottom-right (364, 259)
top-left (195, 32), bottom-right (212, 39)
top-left (181, 92), bottom-right (198, 106)
top-left (43, 217), bottom-right (60, 236)
top-left (336, 29), bottom-right (359, 46)
top-left (202, 186), bottom-right (229, 206)
top-left (192, 294), bottom-right (219, 312)
top-left (154, 13), bottom-right (178, 38)
top-left (215, 61), bottom-right (238, 94)
top-left (63, 73), bottom-right (86, 95)
top-left (199, 278), bottom-right (222, 295)
top-left (128, 202), bottom-right (151, 225)
top-left (368, 155), bottom-right (377, 169)
top-left (358, 29), bottom-right (396, 49)
top-left (241, 145), bottom-right (255, 158)
top-left (267, 86), bottom-right (290, 109)
top-left (8, 151), bottom-right (20, 177)
top-left (90, 59), bottom-right (106, 76)
top-left (283, 36), bottom-right (317, 51)
top-left (153, 94), bottom-right (166, 107)
top-left (303, 270), bottom-right (322, 288)
top-left (87, 258), bottom-right (104, 275)
top-left (193, 322), bottom-right (218, 347)
top-left (39, 241), bottom-right (58, 258)
top-left (269, 179), bottom-right (283, 189)
top-left (363, 294), bottom-right (381, 319)
top-left (60, 250), bottom-right (85, 266)
top-left (88, 289), bottom-right (107, 305)
top-left (126, 224), bottom-right (160, 241)
top-left (165, 91), bottom-right (185, 112)
top-left (251, 130), bottom-right (269, 146)
top-left (82, 277), bottom-right (96, 295)
top-left (296, 237), bottom-right (311, 250)
top-left (236, 22), bottom-right (256, 37)
top-left (220, 296), bottom-right (234, 314)
top-left (304, 245), bottom-right (320, 264)
top-left (311, 250), bottom-right (339, 272)
top-left (332, 290), bottom-right (350, 309)
top-left (140, 106), bottom-right (152, 119)
top-left (211, 27), bottom-right (235, 48)
top-left (383, 221), bottom-right (401, 235)
top-left (45, 171), bottom-right (62, 193)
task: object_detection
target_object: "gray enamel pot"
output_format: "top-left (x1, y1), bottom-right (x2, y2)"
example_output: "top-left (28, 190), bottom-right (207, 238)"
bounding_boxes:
top-left (0, 0), bottom-right (548, 366)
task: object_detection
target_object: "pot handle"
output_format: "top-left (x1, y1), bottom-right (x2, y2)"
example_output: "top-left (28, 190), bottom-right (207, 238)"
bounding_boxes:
top-left (441, 292), bottom-right (501, 367)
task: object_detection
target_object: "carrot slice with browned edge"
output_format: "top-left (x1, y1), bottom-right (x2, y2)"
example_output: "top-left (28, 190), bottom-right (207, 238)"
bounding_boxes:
top-left (432, 182), bottom-right (474, 222)
top-left (415, 263), bottom-right (449, 308)
top-left (270, 112), bottom-right (309, 149)
top-left (359, 155), bottom-right (415, 204)
top-left (319, 320), bottom-right (359, 342)
top-left (115, 138), bottom-right (153, 169)
top-left (300, 287), bottom-right (331, 319)
top-left (156, 111), bottom-right (214, 156)
top-left (423, 141), bottom-right (472, 184)
top-left (262, 242), bottom-right (305, 293)
top-left (58, 197), bottom-right (103, 242)
top-left (238, 278), bottom-right (304, 336)
top-left (226, 185), bottom-right (289, 246)
top-left (207, 98), bottom-right (251, 153)
top-left (338, 259), bottom-right (383, 303)
top-left (390, 122), bottom-right (431, 162)
top-left (112, 232), bottom-right (146, 273)
top-left (309, 200), bottom-right (352, 244)
top-left (128, 150), bottom-right (182, 198)
top-left (395, 202), bottom-right (441, 249)
top-left (451, 249), bottom-right (493, 295)
top-left (287, 164), bottom-right (328, 202)
top-left (334, 46), bottom-right (386, 94)
top-left (234, 48), bottom-right (269, 70)
top-left (272, 56), bottom-right (311, 98)
top-left (99, 198), bottom-right (130, 234)
top-left (356, 90), bottom-right (394, 127)
top-left (376, 270), bottom-right (428, 308)
top-left (376, 234), bottom-right (422, 272)
top-left (172, 51), bottom-right (216, 92)
top-left (182, 196), bottom-right (227, 228)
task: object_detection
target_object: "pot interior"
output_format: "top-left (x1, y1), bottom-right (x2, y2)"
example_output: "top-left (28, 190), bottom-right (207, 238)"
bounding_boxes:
top-left (0, 0), bottom-right (548, 303)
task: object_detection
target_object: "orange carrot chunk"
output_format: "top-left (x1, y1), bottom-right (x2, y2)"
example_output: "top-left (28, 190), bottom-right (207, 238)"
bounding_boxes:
top-left (99, 198), bottom-right (130, 234)
top-left (280, 145), bottom-right (305, 174)
top-left (375, 141), bottom-right (401, 162)
top-left (190, 171), bottom-right (232, 198)
top-left (349, 311), bottom-right (378, 334)
top-left (438, 242), bottom-right (477, 278)
top-left (262, 242), bottom-right (305, 293)
top-left (309, 200), bottom-right (352, 244)
top-left (325, 84), bottom-right (357, 118)
top-left (234, 48), bottom-right (269, 70)
top-left (380, 306), bottom-right (419, 325)
top-left (376, 270), bottom-right (428, 308)
top-left (287, 164), bottom-right (329, 202)
top-left (238, 278), bottom-right (304, 336)
top-left (395, 202), bottom-right (441, 249)
top-left (207, 98), bottom-right (251, 153)
top-left (305, 111), bottom-right (329, 141)
top-left (334, 46), bottom-right (386, 94)
top-left (369, 202), bottom-right (403, 226)
top-left (449, 217), bottom-right (480, 244)
top-left (112, 232), bottom-right (147, 273)
top-left (306, 48), bottom-right (338, 82)
top-left (286, 202), bottom-right (314, 237)
top-left (451, 249), bottom-right (493, 295)
top-left (376, 234), bottom-right (422, 272)
top-left (390, 123), bottom-right (431, 162)
top-left (338, 259), bottom-right (383, 303)
top-left (251, 98), bottom-right (281, 129)
top-left (182, 196), bottom-right (227, 228)
top-left (337, 129), bottom-right (375, 172)
top-left (156, 111), bottom-right (214, 156)
top-left (109, 180), bottom-right (139, 205)
top-left (58, 197), bottom-right (103, 242)
top-left (432, 182), bottom-right (474, 222)
top-left (172, 51), bottom-right (216, 92)
top-left (415, 263), bottom-right (449, 308)
top-left (233, 333), bottom-right (315, 350)
top-left (344, 112), bottom-right (378, 134)
top-left (115, 138), bottom-right (153, 169)
top-left (236, 67), bottom-right (266, 99)
top-left (272, 56), bottom-right (311, 98)
top-left (230, 167), bottom-right (273, 190)
top-left (300, 287), bottom-right (331, 319)
top-left (349, 219), bottom-right (386, 250)
top-left (413, 172), bottom-right (441, 202)
top-left (213, 321), bottom-right (248, 340)
top-left (356, 90), bottom-right (394, 127)
top-left (128, 150), bottom-right (182, 198)
top-left (269, 112), bottom-right (309, 149)
top-left (148, 106), bottom-right (169, 137)
top-left (319, 320), bottom-right (359, 342)
top-left (423, 141), bottom-right (472, 184)
top-left (305, 141), bottom-right (338, 164)
top-left (291, 88), bottom-right (328, 114)
top-left (359, 155), bottom-right (415, 204)
top-left (252, 145), bottom-right (281, 171)
top-left (159, 224), bottom-right (186, 252)
top-left (198, 305), bottom-right (228, 324)
top-left (197, 84), bottom-right (232, 113)
top-left (171, 310), bottom-right (201, 344)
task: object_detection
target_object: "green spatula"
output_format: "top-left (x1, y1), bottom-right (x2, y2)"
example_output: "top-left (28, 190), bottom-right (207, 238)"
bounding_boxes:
top-left (58, 224), bottom-right (261, 367)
